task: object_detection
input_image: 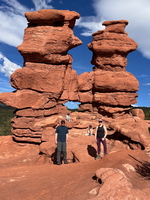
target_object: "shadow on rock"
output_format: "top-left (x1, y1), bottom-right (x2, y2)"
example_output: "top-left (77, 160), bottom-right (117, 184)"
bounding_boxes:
top-left (129, 154), bottom-right (150, 180)
top-left (87, 145), bottom-right (97, 158)
top-left (135, 161), bottom-right (150, 180)
top-left (51, 148), bottom-right (57, 164)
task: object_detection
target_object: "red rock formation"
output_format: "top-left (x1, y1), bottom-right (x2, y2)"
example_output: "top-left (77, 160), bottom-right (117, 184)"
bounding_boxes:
top-left (93, 167), bottom-right (149, 200)
top-left (130, 108), bottom-right (145, 120)
top-left (89, 20), bottom-right (137, 71)
top-left (0, 10), bottom-right (150, 153)
top-left (78, 20), bottom-right (150, 152)
top-left (0, 9), bottom-right (82, 143)
top-left (86, 20), bottom-right (139, 118)
top-left (109, 116), bottom-right (150, 150)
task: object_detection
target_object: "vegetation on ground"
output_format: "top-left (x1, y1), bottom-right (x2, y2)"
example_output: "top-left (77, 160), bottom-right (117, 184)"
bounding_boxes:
top-left (0, 103), bottom-right (15, 136)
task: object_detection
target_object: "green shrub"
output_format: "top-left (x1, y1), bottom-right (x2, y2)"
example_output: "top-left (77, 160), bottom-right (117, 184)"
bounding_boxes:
top-left (0, 104), bottom-right (15, 136)
top-left (132, 106), bottom-right (150, 120)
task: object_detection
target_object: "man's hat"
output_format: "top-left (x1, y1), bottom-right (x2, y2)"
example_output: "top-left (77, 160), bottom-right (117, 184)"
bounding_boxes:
top-left (98, 119), bottom-right (103, 122)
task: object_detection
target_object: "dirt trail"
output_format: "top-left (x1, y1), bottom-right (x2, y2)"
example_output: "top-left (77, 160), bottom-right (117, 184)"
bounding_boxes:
top-left (0, 136), bottom-right (150, 200)
top-left (0, 160), bottom-right (101, 200)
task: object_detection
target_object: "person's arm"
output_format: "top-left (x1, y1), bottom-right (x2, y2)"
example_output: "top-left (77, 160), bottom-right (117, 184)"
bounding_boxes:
top-left (55, 126), bottom-right (58, 145)
top-left (66, 133), bottom-right (68, 144)
top-left (55, 133), bottom-right (58, 145)
top-left (55, 133), bottom-right (58, 144)
top-left (103, 125), bottom-right (107, 139)
top-left (87, 128), bottom-right (89, 134)
top-left (66, 126), bottom-right (69, 144)
top-left (95, 126), bottom-right (98, 142)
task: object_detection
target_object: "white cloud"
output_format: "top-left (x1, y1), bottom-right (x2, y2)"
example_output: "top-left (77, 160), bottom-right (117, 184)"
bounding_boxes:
top-left (0, 77), bottom-right (15, 93)
top-left (0, 52), bottom-right (21, 77)
top-left (137, 74), bottom-right (148, 78)
top-left (132, 104), bottom-right (139, 107)
top-left (0, 0), bottom-right (29, 15)
top-left (77, 0), bottom-right (150, 60)
top-left (0, 13), bottom-right (27, 47)
top-left (31, 0), bottom-right (53, 11)
top-left (0, 0), bottom-right (54, 47)
top-left (143, 83), bottom-right (150, 86)
top-left (76, 16), bottom-right (104, 36)
top-left (0, 0), bottom-right (28, 47)
top-left (0, 0), bottom-right (54, 77)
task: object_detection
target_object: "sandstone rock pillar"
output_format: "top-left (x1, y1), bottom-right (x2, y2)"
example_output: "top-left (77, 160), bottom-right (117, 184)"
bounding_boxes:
top-left (0, 9), bottom-right (82, 143)
top-left (88, 20), bottom-right (139, 118)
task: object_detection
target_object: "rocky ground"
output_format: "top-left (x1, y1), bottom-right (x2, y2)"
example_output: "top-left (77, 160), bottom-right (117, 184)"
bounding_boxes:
top-left (0, 135), bottom-right (150, 200)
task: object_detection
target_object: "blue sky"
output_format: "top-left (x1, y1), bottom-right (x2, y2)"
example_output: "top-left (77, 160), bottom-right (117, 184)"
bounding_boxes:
top-left (0, 0), bottom-right (150, 108)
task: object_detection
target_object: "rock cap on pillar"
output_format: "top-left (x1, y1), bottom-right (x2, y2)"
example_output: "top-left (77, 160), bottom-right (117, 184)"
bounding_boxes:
top-left (25, 9), bottom-right (80, 28)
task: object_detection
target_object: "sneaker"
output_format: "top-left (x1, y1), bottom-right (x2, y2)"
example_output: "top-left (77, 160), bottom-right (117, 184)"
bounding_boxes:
top-left (104, 153), bottom-right (108, 156)
top-left (95, 155), bottom-right (101, 160)
top-left (64, 160), bottom-right (68, 164)
top-left (57, 162), bottom-right (61, 165)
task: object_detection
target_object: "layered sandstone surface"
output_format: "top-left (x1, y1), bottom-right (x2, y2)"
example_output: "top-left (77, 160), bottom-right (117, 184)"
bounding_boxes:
top-left (0, 9), bottom-right (82, 143)
top-left (85, 20), bottom-right (139, 117)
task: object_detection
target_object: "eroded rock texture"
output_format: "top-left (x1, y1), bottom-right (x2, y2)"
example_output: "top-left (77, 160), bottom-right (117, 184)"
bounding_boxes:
top-left (0, 10), bottom-right (150, 152)
top-left (0, 9), bottom-right (82, 143)
top-left (84, 20), bottom-right (139, 117)
top-left (77, 20), bottom-right (141, 122)
top-left (91, 168), bottom-right (149, 200)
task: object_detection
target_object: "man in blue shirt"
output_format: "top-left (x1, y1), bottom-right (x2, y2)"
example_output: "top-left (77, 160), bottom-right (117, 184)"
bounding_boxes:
top-left (55, 120), bottom-right (69, 165)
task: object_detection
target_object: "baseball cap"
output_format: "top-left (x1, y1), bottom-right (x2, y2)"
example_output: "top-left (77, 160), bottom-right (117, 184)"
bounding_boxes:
top-left (98, 119), bottom-right (103, 122)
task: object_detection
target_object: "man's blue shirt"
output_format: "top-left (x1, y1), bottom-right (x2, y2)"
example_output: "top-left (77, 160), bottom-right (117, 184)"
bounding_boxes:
top-left (56, 125), bottom-right (68, 142)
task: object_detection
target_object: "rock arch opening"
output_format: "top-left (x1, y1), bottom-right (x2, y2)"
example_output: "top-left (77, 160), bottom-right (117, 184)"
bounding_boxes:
top-left (64, 101), bottom-right (81, 110)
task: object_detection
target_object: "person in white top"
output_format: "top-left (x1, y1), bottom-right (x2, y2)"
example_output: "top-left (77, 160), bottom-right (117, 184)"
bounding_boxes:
top-left (66, 113), bottom-right (71, 122)
top-left (87, 125), bottom-right (93, 136)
